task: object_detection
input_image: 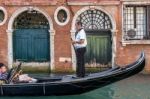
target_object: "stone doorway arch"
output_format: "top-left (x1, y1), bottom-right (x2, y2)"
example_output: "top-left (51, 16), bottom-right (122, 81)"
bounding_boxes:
top-left (71, 6), bottom-right (117, 71)
top-left (7, 7), bottom-right (55, 70)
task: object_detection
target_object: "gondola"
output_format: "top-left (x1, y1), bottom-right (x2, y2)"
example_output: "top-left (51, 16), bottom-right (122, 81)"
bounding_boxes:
top-left (0, 52), bottom-right (145, 96)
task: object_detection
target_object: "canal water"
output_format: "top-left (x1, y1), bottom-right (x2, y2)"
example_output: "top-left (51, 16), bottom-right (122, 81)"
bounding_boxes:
top-left (0, 74), bottom-right (149, 99)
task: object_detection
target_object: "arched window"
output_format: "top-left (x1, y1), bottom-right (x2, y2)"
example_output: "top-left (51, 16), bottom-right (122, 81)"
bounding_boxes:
top-left (76, 9), bottom-right (112, 30)
top-left (13, 10), bottom-right (49, 29)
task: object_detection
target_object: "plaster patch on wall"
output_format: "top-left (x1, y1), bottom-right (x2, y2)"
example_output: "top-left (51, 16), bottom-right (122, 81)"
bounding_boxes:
top-left (59, 57), bottom-right (71, 62)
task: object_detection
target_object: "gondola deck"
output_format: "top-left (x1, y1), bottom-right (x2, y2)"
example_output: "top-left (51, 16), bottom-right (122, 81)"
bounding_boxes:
top-left (0, 52), bottom-right (145, 96)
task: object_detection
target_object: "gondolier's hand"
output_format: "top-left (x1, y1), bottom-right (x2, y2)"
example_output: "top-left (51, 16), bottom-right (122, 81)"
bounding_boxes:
top-left (71, 38), bottom-right (76, 44)
top-left (72, 40), bottom-right (76, 44)
top-left (72, 39), bottom-right (84, 44)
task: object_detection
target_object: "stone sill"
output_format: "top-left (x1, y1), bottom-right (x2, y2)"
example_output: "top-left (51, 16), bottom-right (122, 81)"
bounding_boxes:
top-left (122, 1), bottom-right (150, 5)
top-left (122, 40), bottom-right (150, 46)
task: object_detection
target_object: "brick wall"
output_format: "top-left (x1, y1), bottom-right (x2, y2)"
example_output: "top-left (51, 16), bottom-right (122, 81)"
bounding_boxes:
top-left (0, 22), bottom-right (7, 65)
top-left (0, 0), bottom-right (149, 73)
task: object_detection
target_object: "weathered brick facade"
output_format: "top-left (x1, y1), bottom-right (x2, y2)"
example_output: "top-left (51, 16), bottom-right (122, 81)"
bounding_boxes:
top-left (0, 0), bottom-right (149, 73)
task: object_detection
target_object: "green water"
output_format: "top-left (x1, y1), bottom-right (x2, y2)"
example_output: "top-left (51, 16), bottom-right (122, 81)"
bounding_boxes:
top-left (0, 74), bottom-right (149, 99)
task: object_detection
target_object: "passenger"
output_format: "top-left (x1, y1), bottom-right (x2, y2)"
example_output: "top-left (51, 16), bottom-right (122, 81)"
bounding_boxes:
top-left (0, 63), bottom-right (8, 80)
top-left (0, 63), bottom-right (37, 83)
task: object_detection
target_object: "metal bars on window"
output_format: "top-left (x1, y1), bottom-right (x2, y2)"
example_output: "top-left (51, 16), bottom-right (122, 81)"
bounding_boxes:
top-left (13, 10), bottom-right (49, 29)
top-left (123, 5), bottom-right (150, 40)
top-left (77, 9), bottom-right (112, 30)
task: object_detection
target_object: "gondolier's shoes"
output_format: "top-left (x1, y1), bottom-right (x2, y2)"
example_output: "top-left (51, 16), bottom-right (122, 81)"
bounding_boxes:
top-left (72, 74), bottom-right (88, 79)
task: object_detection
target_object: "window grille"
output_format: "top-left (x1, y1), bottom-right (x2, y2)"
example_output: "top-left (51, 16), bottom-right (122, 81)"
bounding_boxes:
top-left (13, 10), bottom-right (49, 29)
top-left (123, 6), bottom-right (150, 40)
top-left (77, 9), bottom-right (112, 30)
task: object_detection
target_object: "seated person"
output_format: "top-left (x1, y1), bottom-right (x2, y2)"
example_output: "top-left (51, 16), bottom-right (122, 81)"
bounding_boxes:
top-left (0, 63), bottom-right (8, 80)
top-left (0, 63), bottom-right (37, 83)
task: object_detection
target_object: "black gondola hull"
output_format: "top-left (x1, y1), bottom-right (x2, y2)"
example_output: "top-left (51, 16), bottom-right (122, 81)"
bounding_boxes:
top-left (0, 52), bottom-right (145, 96)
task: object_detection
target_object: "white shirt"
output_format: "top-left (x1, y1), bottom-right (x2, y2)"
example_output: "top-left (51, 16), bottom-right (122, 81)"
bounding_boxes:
top-left (74, 29), bottom-right (87, 49)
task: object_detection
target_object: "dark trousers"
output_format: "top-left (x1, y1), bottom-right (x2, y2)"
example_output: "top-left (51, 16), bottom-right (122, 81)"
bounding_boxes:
top-left (75, 47), bottom-right (86, 77)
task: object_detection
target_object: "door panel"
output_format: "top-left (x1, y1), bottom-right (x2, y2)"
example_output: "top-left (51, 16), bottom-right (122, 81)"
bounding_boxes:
top-left (85, 31), bottom-right (112, 67)
top-left (33, 33), bottom-right (50, 61)
top-left (13, 29), bottom-right (50, 62)
top-left (14, 36), bottom-right (29, 61)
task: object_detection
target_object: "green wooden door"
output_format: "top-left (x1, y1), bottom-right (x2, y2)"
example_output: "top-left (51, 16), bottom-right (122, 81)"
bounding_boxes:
top-left (85, 30), bottom-right (112, 66)
top-left (13, 29), bottom-right (50, 62)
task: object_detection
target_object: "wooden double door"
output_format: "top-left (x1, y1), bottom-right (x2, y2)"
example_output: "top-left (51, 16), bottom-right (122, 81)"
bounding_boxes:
top-left (13, 29), bottom-right (50, 62)
top-left (85, 30), bottom-right (112, 67)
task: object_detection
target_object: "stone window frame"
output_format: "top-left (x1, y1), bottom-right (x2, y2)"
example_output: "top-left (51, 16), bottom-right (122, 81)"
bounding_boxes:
top-left (54, 6), bottom-right (70, 26)
top-left (122, 2), bottom-right (150, 46)
top-left (123, 6), bottom-right (147, 40)
top-left (0, 6), bottom-right (7, 26)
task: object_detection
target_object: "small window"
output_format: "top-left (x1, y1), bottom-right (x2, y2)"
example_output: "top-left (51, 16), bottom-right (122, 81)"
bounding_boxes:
top-left (123, 6), bottom-right (149, 40)
top-left (0, 10), bottom-right (4, 23)
top-left (54, 6), bottom-right (70, 26)
top-left (0, 7), bottom-right (7, 26)
top-left (57, 9), bottom-right (67, 23)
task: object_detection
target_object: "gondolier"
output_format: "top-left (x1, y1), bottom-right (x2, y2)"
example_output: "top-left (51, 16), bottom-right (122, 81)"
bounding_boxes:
top-left (72, 21), bottom-right (87, 77)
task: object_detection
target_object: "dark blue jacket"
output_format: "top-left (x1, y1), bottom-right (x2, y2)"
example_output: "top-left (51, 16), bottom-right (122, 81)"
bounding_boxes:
top-left (0, 72), bottom-right (8, 80)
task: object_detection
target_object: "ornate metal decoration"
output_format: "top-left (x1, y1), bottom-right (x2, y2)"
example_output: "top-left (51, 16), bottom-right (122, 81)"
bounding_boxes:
top-left (77, 9), bottom-right (112, 30)
top-left (13, 10), bottom-right (49, 29)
